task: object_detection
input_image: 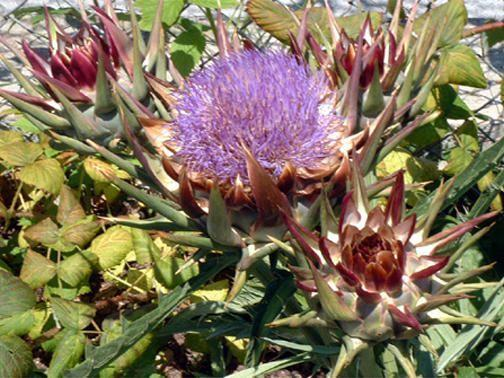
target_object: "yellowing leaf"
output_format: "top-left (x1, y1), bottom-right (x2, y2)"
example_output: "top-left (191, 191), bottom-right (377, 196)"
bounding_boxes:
top-left (24, 218), bottom-right (59, 246)
top-left (0, 130), bottom-right (23, 146)
top-left (50, 297), bottom-right (95, 330)
top-left (0, 141), bottom-right (42, 167)
top-left (90, 226), bottom-right (133, 270)
top-left (437, 44), bottom-right (487, 89)
top-left (19, 158), bottom-right (64, 194)
top-left (190, 279), bottom-right (229, 303)
top-left (83, 156), bottom-right (130, 183)
top-left (20, 250), bottom-right (56, 289)
top-left (57, 186), bottom-right (86, 226)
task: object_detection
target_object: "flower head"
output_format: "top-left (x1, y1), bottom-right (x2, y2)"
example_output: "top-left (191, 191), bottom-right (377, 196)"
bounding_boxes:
top-left (171, 50), bottom-right (343, 184)
top-left (286, 169), bottom-right (496, 341)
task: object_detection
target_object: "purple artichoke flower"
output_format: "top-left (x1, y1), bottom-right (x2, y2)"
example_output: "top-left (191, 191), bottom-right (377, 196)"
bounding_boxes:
top-left (170, 50), bottom-right (343, 184)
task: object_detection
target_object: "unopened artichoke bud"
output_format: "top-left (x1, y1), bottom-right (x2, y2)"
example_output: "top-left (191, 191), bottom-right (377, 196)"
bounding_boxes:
top-left (0, 6), bottom-right (145, 145)
top-left (286, 168), bottom-right (497, 341)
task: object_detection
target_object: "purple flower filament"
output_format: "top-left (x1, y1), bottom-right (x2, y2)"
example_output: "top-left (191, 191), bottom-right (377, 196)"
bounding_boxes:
top-left (172, 50), bottom-right (341, 184)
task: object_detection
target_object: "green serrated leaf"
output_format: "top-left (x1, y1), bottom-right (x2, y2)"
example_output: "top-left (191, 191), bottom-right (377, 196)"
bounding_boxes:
top-left (0, 270), bottom-right (36, 318)
top-left (0, 130), bottom-right (24, 146)
top-left (247, 0), bottom-right (381, 43)
top-left (0, 335), bottom-right (33, 378)
top-left (24, 217), bottom-right (60, 246)
top-left (19, 158), bottom-right (64, 194)
top-left (170, 26), bottom-right (206, 77)
top-left (60, 217), bottom-right (101, 249)
top-left (136, 0), bottom-right (184, 31)
top-left (0, 310), bottom-right (35, 337)
top-left (130, 229), bottom-right (154, 265)
top-left (57, 185), bottom-right (86, 226)
top-left (51, 297), bottom-right (96, 330)
top-left (90, 226), bottom-right (133, 270)
top-left (57, 251), bottom-right (98, 287)
top-left (19, 249), bottom-right (57, 288)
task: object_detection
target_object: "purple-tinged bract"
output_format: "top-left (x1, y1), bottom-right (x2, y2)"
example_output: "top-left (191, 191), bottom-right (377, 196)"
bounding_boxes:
top-left (172, 50), bottom-right (342, 183)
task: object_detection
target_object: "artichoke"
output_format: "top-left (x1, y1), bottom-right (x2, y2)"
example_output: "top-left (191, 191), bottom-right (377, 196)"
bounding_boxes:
top-left (283, 166), bottom-right (497, 342)
top-left (0, 5), bottom-right (161, 146)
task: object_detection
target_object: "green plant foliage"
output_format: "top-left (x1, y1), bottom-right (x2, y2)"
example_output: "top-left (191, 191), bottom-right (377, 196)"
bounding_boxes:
top-left (170, 25), bottom-right (206, 77)
top-left (0, 0), bottom-right (501, 376)
top-left (135, 0), bottom-right (184, 30)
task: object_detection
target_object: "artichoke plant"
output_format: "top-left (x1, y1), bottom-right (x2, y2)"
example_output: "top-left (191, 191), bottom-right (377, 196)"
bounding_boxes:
top-left (283, 166), bottom-right (497, 342)
top-left (0, 5), bottom-right (163, 146)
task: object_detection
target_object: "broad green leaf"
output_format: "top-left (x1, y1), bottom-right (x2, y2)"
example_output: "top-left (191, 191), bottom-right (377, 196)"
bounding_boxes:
top-left (66, 254), bottom-right (239, 376)
top-left (60, 217), bottom-right (101, 249)
top-left (57, 251), bottom-right (98, 287)
top-left (376, 149), bottom-right (439, 183)
top-left (0, 335), bottom-right (33, 378)
top-left (188, 0), bottom-right (238, 8)
top-left (437, 44), bottom-right (487, 88)
top-left (24, 217), bottom-right (59, 246)
top-left (57, 185), bottom-right (86, 226)
top-left (136, 0), bottom-right (184, 31)
top-left (413, 0), bottom-right (467, 47)
top-left (46, 278), bottom-right (91, 301)
top-left (247, 0), bottom-right (381, 43)
top-left (19, 158), bottom-right (65, 194)
top-left (11, 116), bottom-right (41, 134)
top-left (0, 141), bottom-right (42, 167)
top-left (405, 117), bottom-right (451, 150)
top-left (90, 226), bottom-right (133, 270)
top-left (444, 120), bottom-right (479, 176)
top-left (0, 270), bottom-right (36, 318)
top-left (47, 329), bottom-right (86, 378)
top-left (170, 26), bottom-right (206, 77)
top-left (0, 309), bottom-right (35, 337)
top-left (457, 367), bottom-right (479, 378)
top-left (19, 249), bottom-right (57, 289)
top-left (51, 297), bottom-right (96, 330)
top-left (433, 84), bottom-right (473, 120)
